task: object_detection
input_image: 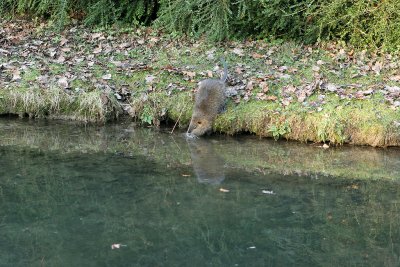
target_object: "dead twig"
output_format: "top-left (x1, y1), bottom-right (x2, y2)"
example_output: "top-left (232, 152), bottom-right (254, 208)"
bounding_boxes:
top-left (170, 102), bottom-right (188, 134)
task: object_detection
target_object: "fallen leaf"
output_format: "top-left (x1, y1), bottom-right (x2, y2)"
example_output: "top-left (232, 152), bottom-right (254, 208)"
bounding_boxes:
top-left (91, 32), bottom-right (103, 39)
top-left (102, 73), bottom-right (112, 80)
top-left (297, 92), bottom-right (307, 103)
top-left (266, 95), bottom-right (278, 101)
top-left (389, 75), bottom-right (400, 82)
top-left (252, 52), bottom-right (263, 59)
top-left (246, 81), bottom-right (254, 90)
top-left (281, 98), bottom-right (291, 106)
top-left (362, 89), bottom-right (373, 95)
top-left (386, 85), bottom-right (400, 93)
top-left (262, 190), bottom-right (275, 195)
top-left (259, 81), bottom-right (269, 92)
top-left (256, 92), bottom-right (266, 100)
top-left (372, 61), bottom-right (383, 75)
top-left (113, 61), bottom-right (127, 68)
top-left (0, 48), bottom-right (10, 54)
top-left (312, 65), bottom-right (320, 72)
top-left (56, 55), bottom-right (66, 63)
top-left (12, 69), bottom-right (21, 81)
top-left (232, 48), bottom-right (244, 56)
top-left (279, 66), bottom-right (288, 72)
top-left (58, 77), bottom-right (69, 88)
top-left (119, 42), bottom-right (130, 49)
top-left (36, 75), bottom-right (49, 83)
top-left (61, 47), bottom-right (71, 53)
top-left (285, 84), bottom-right (296, 93)
top-left (48, 48), bottom-right (57, 58)
top-left (114, 93), bottom-right (122, 100)
top-left (324, 83), bottom-right (338, 92)
top-left (182, 71), bottom-right (196, 79)
top-left (59, 36), bottom-right (68, 46)
top-left (205, 49), bottom-right (216, 58)
top-left (279, 74), bottom-right (291, 80)
top-left (93, 46), bottom-right (102, 54)
top-left (150, 37), bottom-right (159, 43)
top-left (145, 75), bottom-right (156, 84)
top-left (111, 244), bottom-right (127, 249)
top-left (235, 67), bottom-right (243, 74)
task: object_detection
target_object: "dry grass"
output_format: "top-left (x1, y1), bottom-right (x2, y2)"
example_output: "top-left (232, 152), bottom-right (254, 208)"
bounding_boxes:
top-left (211, 95), bottom-right (400, 147)
top-left (0, 87), bottom-right (121, 122)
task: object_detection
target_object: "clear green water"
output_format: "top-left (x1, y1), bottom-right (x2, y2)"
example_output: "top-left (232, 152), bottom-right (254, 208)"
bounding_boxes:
top-left (0, 119), bottom-right (400, 267)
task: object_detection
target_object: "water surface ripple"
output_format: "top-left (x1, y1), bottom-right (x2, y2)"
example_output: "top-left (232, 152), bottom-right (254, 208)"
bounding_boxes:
top-left (0, 119), bottom-right (399, 266)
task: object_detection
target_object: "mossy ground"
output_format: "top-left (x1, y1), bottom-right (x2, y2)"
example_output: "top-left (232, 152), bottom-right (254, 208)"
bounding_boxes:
top-left (0, 20), bottom-right (399, 146)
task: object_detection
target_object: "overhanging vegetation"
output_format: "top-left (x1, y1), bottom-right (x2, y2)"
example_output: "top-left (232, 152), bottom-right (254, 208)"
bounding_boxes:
top-left (1, 0), bottom-right (400, 50)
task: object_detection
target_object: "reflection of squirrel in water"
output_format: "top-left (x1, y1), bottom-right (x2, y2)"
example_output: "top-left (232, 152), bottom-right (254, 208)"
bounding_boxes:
top-left (187, 138), bottom-right (225, 185)
top-left (187, 59), bottom-right (228, 137)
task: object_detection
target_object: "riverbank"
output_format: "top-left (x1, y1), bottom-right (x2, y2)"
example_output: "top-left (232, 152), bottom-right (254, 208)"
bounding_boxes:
top-left (1, 20), bottom-right (399, 146)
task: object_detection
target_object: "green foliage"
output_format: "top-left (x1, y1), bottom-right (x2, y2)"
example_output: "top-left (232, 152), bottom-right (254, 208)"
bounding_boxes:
top-left (0, 0), bottom-right (71, 28)
top-left (157, 0), bottom-right (400, 49)
top-left (156, 0), bottom-right (312, 41)
top-left (1, 0), bottom-right (400, 49)
top-left (83, 0), bottom-right (116, 26)
top-left (269, 121), bottom-right (291, 140)
top-left (0, 0), bottom-right (158, 28)
top-left (156, 0), bottom-right (232, 41)
top-left (140, 105), bottom-right (154, 125)
top-left (307, 0), bottom-right (400, 51)
top-left (231, 0), bottom-right (312, 39)
top-left (84, 0), bottom-right (158, 26)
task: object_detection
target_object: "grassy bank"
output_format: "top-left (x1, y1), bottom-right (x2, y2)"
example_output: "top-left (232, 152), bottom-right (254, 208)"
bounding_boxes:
top-left (0, 20), bottom-right (399, 146)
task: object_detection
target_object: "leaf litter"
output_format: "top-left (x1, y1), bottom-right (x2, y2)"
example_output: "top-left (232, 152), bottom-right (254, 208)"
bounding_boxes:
top-left (0, 18), bottom-right (400, 121)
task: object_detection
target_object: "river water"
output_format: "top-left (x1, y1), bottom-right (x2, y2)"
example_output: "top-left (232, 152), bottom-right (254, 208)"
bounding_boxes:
top-left (0, 118), bottom-right (399, 266)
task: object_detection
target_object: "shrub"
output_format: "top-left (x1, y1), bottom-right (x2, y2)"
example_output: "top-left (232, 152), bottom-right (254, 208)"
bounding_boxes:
top-left (156, 0), bottom-right (232, 41)
top-left (231, 0), bottom-right (313, 40)
top-left (157, 0), bottom-right (400, 50)
top-left (1, 0), bottom-right (400, 50)
top-left (0, 0), bottom-right (158, 28)
top-left (307, 0), bottom-right (400, 51)
top-left (156, 0), bottom-right (314, 41)
top-left (84, 0), bottom-right (158, 26)
top-left (0, 0), bottom-right (74, 28)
